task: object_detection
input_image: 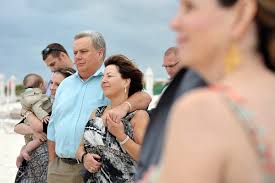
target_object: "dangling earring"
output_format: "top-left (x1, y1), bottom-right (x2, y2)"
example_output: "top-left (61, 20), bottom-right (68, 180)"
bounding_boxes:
top-left (124, 86), bottom-right (127, 94)
top-left (224, 44), bottom-right (241, 74)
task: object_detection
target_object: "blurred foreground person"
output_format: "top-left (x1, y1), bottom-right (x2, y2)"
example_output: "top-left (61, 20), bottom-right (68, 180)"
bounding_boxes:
top-left (155, 0), bottom-right (275, 183)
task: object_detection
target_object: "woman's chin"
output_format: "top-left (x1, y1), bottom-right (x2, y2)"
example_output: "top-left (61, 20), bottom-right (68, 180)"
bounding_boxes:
top-left (103, 92), bottom-right (112, 99)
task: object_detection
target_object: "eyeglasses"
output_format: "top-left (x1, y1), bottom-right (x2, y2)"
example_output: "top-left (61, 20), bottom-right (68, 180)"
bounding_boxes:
top-left (41, 47), bottom-right (65, 57)
top-left (162, 62), bottom-right (179, 68)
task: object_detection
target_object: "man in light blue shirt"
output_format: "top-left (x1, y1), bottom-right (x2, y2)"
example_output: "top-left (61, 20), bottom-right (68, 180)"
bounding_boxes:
top-left (47, 65), bottom-right (109, 158)
top-left (47, 31), bottom-right (151, 183)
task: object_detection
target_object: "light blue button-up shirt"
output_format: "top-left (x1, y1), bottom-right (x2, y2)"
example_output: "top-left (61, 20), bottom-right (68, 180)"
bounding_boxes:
top-left (47, 64), bottom-right (110, 158)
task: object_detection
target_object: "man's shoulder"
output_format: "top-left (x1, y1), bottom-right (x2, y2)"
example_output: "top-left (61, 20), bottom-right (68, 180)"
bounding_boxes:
top-left (181, 69), bottom-right (206, 86)
top-left (170, 69), bottom-right (206, 97)
top-left (58, 74), bottom-right (79, 88)
top-left (62, 74), bottom-right (77, 83)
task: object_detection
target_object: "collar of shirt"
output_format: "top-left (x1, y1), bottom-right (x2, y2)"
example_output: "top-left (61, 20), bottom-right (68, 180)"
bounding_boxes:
top-left (75, 64), bottom-right (105, 82)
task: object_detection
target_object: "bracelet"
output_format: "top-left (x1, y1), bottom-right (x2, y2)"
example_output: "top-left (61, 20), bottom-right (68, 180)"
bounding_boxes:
top-left (119, 135), bottom-right (130, 145)
top-left (81, 152), bottom-right (88, 163)
top-left (124, 101), bottom-right (132, 112)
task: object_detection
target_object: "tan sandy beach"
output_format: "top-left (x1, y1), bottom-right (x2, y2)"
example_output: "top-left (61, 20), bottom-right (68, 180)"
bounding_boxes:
top-left (0, 119), bottom-right (25, 182)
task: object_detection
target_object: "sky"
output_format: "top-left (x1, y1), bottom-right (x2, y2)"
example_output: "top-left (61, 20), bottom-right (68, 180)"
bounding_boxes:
top-left (0, 0), bottom-right (178, 83)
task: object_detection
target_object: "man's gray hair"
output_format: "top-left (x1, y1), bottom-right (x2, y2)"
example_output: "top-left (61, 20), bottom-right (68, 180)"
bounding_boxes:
top-left (164, 47), bottom-right (178, 56)
top-left (74, 31), bottom-right (106, 61)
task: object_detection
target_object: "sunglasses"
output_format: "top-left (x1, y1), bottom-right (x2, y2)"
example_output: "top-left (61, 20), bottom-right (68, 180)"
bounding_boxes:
top-left (41, 47), bottom-right (65, 57)
top-left (57, 70), bottom-right (75, 75)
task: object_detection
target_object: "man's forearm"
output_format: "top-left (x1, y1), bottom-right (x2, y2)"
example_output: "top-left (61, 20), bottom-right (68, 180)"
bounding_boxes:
top-left (127, 91), bottom-right (151, 111)
top-left (48, 140), bottom-right (57, 162)
top-left (76, 142), bottom-right (86, 162)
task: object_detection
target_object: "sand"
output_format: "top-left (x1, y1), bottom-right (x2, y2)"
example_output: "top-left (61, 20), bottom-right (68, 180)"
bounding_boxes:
top-left (0, 120), bottom-right (25, 183)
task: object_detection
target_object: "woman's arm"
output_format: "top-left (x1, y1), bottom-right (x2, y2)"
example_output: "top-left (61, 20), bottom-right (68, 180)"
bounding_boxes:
top-left (107, 110), bottom-right (149, 161)
top-left (76, 112), bottom-right (102, 172)
top-left (76, 111), bottom-right (96, 161)
top-left (76, 138), bottom-right (86, 162)
top-left (14, 118), bottom-right (47, 142)
top-left (123, 110), bottom-right (149, 161)
top-left (76, 138), bottom-right (102, 172)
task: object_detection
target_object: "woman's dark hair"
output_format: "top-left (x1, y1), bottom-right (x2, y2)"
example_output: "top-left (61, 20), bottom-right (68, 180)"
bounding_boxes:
top-left (104, 54), bottom-right (143, 97)
top-left (219, 0), bottom-right (275, 71)
top-left (54, 67), bottom-right (76, 78)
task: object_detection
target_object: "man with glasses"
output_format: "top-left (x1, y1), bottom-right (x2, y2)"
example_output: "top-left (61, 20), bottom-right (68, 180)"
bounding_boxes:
top-left (162, 47), bottom-right (181, 79)
top-left (148, 47), bottom-right (182, 110)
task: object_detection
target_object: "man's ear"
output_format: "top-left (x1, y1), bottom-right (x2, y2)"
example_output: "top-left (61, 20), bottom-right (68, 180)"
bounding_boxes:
top-left (231, 0), bottom-right (257, 41)
top-left (97, 48), bottom-right (105, 61)
top-left (59, 52), bottom-right (67, 60)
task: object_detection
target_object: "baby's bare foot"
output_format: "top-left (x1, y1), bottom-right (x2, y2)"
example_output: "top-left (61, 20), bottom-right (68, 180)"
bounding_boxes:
top-left (16, 155), bottom-right (24, 168)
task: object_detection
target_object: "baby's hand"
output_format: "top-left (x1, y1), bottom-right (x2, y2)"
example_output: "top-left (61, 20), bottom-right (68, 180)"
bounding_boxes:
top-left (42, 116), bottom-right (50, 123)
top-left (21, 108), bottom-right (33, 118)
top-left (33, 132), bottom-right (47, 142)
top-left (20, 108), bottom-right (28, 117)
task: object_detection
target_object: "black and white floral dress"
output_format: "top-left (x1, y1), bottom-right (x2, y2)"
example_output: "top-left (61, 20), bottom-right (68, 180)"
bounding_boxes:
top-left (83, 106), bottom-right (136, 183)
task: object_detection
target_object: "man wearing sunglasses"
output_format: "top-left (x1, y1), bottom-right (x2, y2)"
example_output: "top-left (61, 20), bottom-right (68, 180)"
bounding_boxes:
top-left (41, 43), bottom-right (74, 96)
top-left (42, 43), bottom-right (73, 72)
